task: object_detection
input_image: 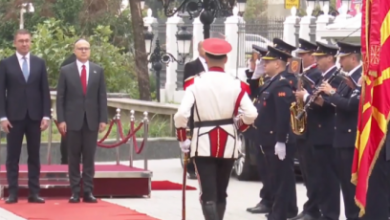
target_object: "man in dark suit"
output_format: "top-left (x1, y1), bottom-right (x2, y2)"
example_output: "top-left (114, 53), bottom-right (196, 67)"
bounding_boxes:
top-left (56, 39), bottom-right (108, 203)
top-left (59, 53), bottom-right (77, 165)
top-left (182, 41), bottom-right (206, 180)
top-left (0, 29), bottom-right (51, 204)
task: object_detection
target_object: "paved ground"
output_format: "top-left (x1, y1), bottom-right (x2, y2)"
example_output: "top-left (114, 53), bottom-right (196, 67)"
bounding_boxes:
top-left (0, 159), bottom-right (348, 220)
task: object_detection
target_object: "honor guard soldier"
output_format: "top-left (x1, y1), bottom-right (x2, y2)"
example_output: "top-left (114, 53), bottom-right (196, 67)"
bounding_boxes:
top-left (182, 41), bottom-right (206, 179)
top-left (174, 38), bottom-right (258, 220)
top-left (289, 38), bottom-right (323, 220)
top-left (246, 45), bottom-right (268, 96)
top-left (295, 41), bottom-right (343, 220)
top-left (318, 42), bottom-right (362, 220)
top-left (252, 45), bottom-right (297, 220)
top-left (273, 38), bottom-right (298, 90)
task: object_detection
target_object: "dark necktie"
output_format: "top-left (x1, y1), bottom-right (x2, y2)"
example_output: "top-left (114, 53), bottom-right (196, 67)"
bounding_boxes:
top-left (81, 65), bottom-right (87, 94)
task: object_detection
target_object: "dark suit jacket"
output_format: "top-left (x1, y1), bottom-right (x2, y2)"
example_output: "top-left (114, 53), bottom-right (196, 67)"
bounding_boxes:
top-left (0, 54), bottom-right (51, 121)
top-left (56, 61), bottom-right (108, 131)
top-left (183, 58), bottom-right (205, 86)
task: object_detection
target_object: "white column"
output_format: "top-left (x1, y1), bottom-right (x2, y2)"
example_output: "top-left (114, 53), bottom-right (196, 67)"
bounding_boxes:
top-left (316, 5), bottom-right (334, 41)
top-left (299, 6), bottom-right (314, 41)
top-left (192, 16), bottom-right (204, 60)
top-left (283, 7), bottom-right (300, 46)
top-left (224, 7), bottom-right (244, 76)
top-left (164, 13), bottom-right (183, 103)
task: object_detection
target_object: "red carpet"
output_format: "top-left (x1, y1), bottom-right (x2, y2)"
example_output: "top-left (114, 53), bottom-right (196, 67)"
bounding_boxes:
top-left (151, 181), bottom-right (196, 190)
top-left (0, 199), bottom-right (161, 220)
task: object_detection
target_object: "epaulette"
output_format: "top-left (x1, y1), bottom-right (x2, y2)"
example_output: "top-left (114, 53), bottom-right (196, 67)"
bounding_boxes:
top-left (183, 76), bottom-right (196, 90)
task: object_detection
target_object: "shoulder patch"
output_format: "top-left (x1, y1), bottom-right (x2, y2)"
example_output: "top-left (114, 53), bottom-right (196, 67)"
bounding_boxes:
top-left (278, 92), bottom-right (286, 97)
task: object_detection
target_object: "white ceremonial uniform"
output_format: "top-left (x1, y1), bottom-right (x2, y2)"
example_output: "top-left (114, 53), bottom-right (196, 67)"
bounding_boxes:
top-left (174, 69), bottom-right (258, 158)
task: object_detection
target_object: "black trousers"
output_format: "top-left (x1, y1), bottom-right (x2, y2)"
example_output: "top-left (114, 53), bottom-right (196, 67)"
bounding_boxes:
top-left (312, 145), bottom-right (340, 220)
top-left (254, 144), bottom-right (273, 208)
top-left (6, 116), bottom-right (41, 195)
top-left (187, 157), bottom-right (196, 174)
top-left (263, 144), bottom-right (296, 220)
top-left (193, 157), bottom-right (235, 204)
top-left (296, 139), bottom-right (321, 218)
top-left (60, 136), bottom-right (68, 164)
top-left (67, 118), bottom-right (98, 193)
top-left (362, 147), bottom-right (390, 220)
top-left (334, 147), bottom-right (360, 220)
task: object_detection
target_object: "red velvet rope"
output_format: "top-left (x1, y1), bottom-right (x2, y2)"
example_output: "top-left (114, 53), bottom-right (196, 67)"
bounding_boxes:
top-left (131, 121), bottom-right (148, 154)
top-left (52, 118), bottom-right (145, 149)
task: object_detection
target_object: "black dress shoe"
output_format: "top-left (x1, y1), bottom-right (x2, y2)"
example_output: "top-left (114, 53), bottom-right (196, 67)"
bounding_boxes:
top-left (266, 213), bottom-right (298, 219)
top-left (288, 212), bottom-right (319, 220)
top-left (247, 203), bottom-right (270, 214)
top-left (187, 173), bottom-right (197, 180)
top-left (83, 192), bottom-right (97, 203)
top-left (5, 195), bottom-right (18, 204)
top-left (69, 193), bottom-right (80, 203)
top-left (28, 195), bottom-right (45, 203)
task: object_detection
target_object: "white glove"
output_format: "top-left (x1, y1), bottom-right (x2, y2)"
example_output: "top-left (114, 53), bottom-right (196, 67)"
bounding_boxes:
top-left (179, 139), bottom-right (191, 153)
top-left (252, 59), bottom-right (265, 79)
top-left (274, 142), bottom-right (286, 160)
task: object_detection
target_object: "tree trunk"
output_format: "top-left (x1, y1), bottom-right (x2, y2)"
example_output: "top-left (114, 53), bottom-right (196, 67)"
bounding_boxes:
top-left (129, 0), bottom-right (151, 101)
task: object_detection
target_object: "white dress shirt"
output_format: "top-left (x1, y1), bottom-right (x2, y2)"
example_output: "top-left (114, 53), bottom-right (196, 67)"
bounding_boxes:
top-left (347, 64), bottom-right (362, 76)
top-left (76, 60), bottom-right (90, 84)
top-left (16, 52), bottom-right (30, 73)
top-left (198, 56), bottom-right (208, 72)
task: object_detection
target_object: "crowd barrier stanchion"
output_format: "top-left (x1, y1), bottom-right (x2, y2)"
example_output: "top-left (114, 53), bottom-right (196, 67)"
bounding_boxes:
top-left (129, 110), bottom-right (135, 168)
top-left (143, 112), bottom-right (149, 170)
top-left (115, 108), bottom-right (121, 165)
top-left (46, 109), bottom-right (53, 165)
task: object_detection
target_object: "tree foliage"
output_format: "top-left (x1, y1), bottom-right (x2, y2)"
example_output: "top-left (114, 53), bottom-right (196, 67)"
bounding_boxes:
top-left (0, 19), bottom-right (138, 96)
top-left (243, 0), bottom-right (268, 22)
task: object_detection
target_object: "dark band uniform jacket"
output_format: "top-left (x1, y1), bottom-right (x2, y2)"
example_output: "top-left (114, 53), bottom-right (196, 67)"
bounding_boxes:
top-left (273, 38), bottom-right (298, 90)
top-left (305, 42), bottom-right (342, 146)
top-left (245, 46), bottom-right (296, 146)
top-left (327, 42), bottom-right (362, 148)
top-left (174, 39), bottom-right (257, 158)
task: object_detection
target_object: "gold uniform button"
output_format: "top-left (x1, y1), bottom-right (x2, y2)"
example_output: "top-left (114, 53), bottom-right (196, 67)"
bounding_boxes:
top-left (270, 131), bottom-right (273, 134)
top-left (348, 129), bottom-right (351, 132)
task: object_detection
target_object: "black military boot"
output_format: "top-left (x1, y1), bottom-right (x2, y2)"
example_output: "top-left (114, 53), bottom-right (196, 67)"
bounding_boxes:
top-left (217, 202), bottom-right (226, 220)
top-left (201, 201), bottom-right (219, 220)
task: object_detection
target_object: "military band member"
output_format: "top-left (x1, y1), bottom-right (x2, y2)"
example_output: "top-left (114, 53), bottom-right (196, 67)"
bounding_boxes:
top-left (246, 45), bottom-right (268, 96)
top-left (273, 38), bottom-right (298, 90)
top-left (182, 41), bottom-right (206, 179)
top-left (290, 38), bottom-right (323, 220)
top-left (318, 41), bottom-right (362, 220)
top-left (252, 46), bottom-right (296, 220)
top-left (174, 38), bottom-right (258, 220)
top-left (295, 42), bottom-right (343, 220)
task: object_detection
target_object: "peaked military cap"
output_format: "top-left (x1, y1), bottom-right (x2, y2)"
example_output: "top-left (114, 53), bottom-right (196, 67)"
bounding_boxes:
top-left (336, 41), bottom-right (361, 57)
top-left (296, 38), bottom-right (317, 54)
top-left (273, 38), bottom-right (296, 54)
top-left (262, 46), bottom-right (292, 62)
top-left (312, 41), bottom-right (339, 56)
top-left (252, 45), bottom-right (268, 56)
top-left (203, 38), bottom-right (232, 56)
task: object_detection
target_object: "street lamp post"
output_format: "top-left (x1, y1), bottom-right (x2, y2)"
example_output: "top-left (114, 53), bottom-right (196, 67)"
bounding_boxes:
top-left (144, 26), bottom-right (193, 102)
top-left (19, 3), bottom-right (34, 29)
top-left (149, 0), bottom-right (247, 39)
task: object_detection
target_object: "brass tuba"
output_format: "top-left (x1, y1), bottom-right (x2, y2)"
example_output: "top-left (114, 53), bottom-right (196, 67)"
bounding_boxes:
top-left (288, 58), bottom-right (306, 135)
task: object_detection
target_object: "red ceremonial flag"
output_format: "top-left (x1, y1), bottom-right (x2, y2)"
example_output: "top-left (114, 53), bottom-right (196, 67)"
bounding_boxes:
top-left (352, 0), bottom-right (390, 216)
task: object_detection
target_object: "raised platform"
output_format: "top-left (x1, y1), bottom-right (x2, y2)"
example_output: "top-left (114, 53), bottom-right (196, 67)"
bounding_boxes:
top-left (0, 164), bottom-right (153, 198)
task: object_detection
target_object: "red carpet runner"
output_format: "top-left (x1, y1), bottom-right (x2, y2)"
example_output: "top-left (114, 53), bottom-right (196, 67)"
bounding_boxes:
top-left (151, 180), bottom-right (196, 190)
top-left (0, 199), bottom-right (161, 220)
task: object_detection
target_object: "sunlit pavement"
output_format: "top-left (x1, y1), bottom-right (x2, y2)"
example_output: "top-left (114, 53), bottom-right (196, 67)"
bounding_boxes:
top-left (0, 159), bottom-right (348, 220)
